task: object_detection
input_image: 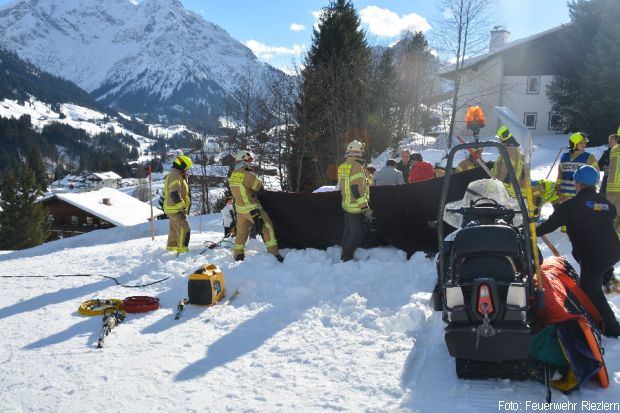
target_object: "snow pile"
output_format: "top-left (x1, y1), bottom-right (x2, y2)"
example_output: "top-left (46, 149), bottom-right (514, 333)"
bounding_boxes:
top-left (0, 134), bottom-right (618, 412)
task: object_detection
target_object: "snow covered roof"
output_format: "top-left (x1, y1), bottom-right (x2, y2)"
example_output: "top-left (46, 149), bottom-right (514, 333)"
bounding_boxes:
top-left (52, 187), bottom-right (162, 227)
top-left (86, 171), bottom-right (122, 181)
top-left (439, 25), bottom-right (565, 76)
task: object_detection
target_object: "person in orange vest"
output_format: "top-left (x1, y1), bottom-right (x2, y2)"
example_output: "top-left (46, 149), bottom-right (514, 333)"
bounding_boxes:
top-left (408, 153), bottom-right (435, 183)
top-left (555, 132), bottom-right (599, 205)
top-left (229, 149), bottom-right (283, 263)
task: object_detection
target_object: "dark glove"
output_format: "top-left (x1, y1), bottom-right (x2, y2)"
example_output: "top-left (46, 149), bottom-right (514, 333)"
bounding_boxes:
top-left (361, 208), bottom-right (373, 223)
top-left (250, 208), bottom-right (264, 235)
top-left (178, 211), bottom-right (186, 219)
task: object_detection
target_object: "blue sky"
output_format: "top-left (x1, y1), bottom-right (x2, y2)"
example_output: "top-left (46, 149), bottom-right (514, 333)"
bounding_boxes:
top-left (0, 0), bottom-right (571, 72)
top-left (187, 0), bottom-right (570, 72)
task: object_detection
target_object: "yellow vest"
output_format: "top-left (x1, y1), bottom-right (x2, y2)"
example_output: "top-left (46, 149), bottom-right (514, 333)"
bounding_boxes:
top-left (338, 157), bottom-right (369, 214)
top-left (492, 146), bottom-right (525, 197)
top-left (607, 145), bottom-right (620, 193)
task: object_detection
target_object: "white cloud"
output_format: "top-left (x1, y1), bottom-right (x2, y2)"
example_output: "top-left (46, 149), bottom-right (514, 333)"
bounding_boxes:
top-left (245, 40), bottom-right (306, 61)
top-left (289, 23), bottom-right (306, 32)
top-left (360, 6), bottom-right (431, 37)
top-left (311, 9), bottom-right (326, 31)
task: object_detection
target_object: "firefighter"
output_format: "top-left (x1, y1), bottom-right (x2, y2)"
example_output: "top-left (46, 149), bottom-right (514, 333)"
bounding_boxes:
top-left (555, 132), bottom-right (599, 205)
top-left (530, 179), bottom-right (558, 219)
top-left (455, 147), bottom-right (483, 173)
top-left (537, 165), bottom-right (620, 338)
top-left (605, 132), bottom-right (620, 237)
top-left (164, 155), bottom-right (192, 255)
top-left (338, 140), bottom-right (372, 262)
top-left (491, 125), bottom-right (526, 197)
top-left (229, 149), bottom-right (283, 263)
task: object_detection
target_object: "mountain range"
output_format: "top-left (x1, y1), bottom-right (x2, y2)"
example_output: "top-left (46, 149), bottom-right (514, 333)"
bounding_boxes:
top-left (0, 0), bottom-right (283, 125)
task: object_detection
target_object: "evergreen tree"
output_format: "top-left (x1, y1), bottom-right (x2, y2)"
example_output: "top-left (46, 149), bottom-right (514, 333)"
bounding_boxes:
top-left (27, 145), bottom-right (48, 191)
top-left (0, 169), bottom-right (49, 250)
top-left (368, 48), bottom-right (397, 154)
top-left (547, 0), bottom-right (620, 143)
top-left (291, 0), bottom-right (371, 191)
top-left (0, 170), bottom-right (21, 249)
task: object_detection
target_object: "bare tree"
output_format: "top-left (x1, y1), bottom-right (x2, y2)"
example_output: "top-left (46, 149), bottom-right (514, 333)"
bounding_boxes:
top-left (433, 0), bottom-right (495, 148)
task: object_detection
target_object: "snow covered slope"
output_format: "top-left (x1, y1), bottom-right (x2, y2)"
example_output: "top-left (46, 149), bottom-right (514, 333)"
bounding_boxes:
top-left (0, 135), bottom-right (618, 412)
top-left (0, 0), bottom-right (280, 121)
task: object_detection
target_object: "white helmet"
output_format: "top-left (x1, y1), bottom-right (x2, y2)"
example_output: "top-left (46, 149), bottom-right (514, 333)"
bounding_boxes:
top-left (346, 140), bottom-right (365, 153)
top-left (235, 149), bottom-right (254, 162)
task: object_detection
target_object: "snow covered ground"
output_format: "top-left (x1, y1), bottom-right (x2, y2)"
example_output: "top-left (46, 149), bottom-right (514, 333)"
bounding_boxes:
top-left (0, 134), bottom-right (618, 412)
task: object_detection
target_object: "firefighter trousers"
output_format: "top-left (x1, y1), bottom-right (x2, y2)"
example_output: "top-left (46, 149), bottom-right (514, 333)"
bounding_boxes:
top-left (341, 212), bottom-right (365, 262)
top-left (167, 213), bottom-right (190, 253)
top-left (233, 208), bottom-right (279, 257)
top-left (580, 262), bottom-right (620, 331)
top-left (606, 192), bottom-right (620, 237)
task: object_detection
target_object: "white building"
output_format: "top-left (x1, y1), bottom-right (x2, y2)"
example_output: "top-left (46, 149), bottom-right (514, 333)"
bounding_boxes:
top-left (84, 171), bottom-right (122, 189)
top-left (440, 25), bottom-right (567, 137)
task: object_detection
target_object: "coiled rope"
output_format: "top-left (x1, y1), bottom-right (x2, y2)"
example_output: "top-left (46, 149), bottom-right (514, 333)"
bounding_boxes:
top-left (121, 296), bottom-right (160, 313)
top-left (78, 299), bottom-right (125, 316)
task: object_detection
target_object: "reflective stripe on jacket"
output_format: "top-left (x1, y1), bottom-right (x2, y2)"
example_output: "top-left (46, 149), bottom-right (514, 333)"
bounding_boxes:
top-left (229, 167), bottom-right (263, 214)
top-left (491, 146), bottom-right (525, 197)
top-left (607, 145), bottom-right (620, 193)
top-left (455, 158), bottom-right (477, 173)
top-left (163, 168), bottom-right (189, 214)
top-left (555, 151), bottom-right (599, 197)
top-left (338, 157), bottom-right (369, 214)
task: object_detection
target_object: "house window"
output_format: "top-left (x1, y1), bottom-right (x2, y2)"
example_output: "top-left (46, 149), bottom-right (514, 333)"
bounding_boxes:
top-left (527, 76), bottom-right (540, 94)
top-left (524, 112), bottom-right (537, 129)
top-left (48, 214), bottom-right (54, 223)
top-left (86, 216), bottom-right (93, 226)
top-left (71, 215), bottom-right (78, 225)
top-left (548, 112), bottom-right (563, 130)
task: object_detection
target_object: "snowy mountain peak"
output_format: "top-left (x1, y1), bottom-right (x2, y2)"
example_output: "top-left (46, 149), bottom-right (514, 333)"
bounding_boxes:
top-left (0, 0), bottom-right (281, 124)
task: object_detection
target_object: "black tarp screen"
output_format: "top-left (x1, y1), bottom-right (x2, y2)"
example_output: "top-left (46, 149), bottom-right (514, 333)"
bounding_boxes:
top-left (259, 168), bottom-right (487, 256)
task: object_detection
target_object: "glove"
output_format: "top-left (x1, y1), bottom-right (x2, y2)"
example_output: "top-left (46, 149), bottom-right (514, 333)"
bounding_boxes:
top-left (178, 211), bottom-right (186, 219)
top-left (361, 208), bottom-right (373, 223)
top-left (250, 208), bottom-right (264, 235)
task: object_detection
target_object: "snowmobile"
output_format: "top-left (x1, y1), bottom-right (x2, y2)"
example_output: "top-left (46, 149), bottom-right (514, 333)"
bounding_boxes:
top-left (434, 140), bottom-right (538, 379)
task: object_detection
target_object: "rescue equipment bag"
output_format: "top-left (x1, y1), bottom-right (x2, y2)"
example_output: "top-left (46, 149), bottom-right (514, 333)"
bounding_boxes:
top-left (188, 263), bottom-right (225, 306)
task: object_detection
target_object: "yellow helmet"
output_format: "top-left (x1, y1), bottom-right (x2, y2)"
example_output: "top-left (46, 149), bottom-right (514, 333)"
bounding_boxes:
top-left (346, 140), bottom-right (365, 153)
top-left (496, 125), bottom-right (512, 142)
top-left (173, 155), bottom-right (193, 171)
top-left (569, 132), bottom-right (588, 150)
top-left (235, 149), bottom-right (255, 162)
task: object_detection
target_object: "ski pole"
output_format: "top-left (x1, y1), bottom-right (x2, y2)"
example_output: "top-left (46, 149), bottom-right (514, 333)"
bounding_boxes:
top-left (545, 147), bottom-right (564, 180)
top-left (455, 135), bottom-right (493, 177)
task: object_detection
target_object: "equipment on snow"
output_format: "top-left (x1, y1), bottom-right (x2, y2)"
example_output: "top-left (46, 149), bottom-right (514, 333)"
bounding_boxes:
top-left (121, 296), bottom-right (160, 313)
top-left (174, 263), bottom-right (227, 319)
top-left (79, 299), bottom-right (124, 316)
top-left (97, 307), bottom-right (126, 349)
top-left (205, 288), bottom-right (240, 323)
top-left (435, 140), bottom-right (537, 380)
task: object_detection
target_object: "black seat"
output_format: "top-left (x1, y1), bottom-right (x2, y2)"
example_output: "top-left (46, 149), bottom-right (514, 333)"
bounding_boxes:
top-left (452, 225), bottom-right (520, 257)
top-left (459, 255), bottom-right (516, 281)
